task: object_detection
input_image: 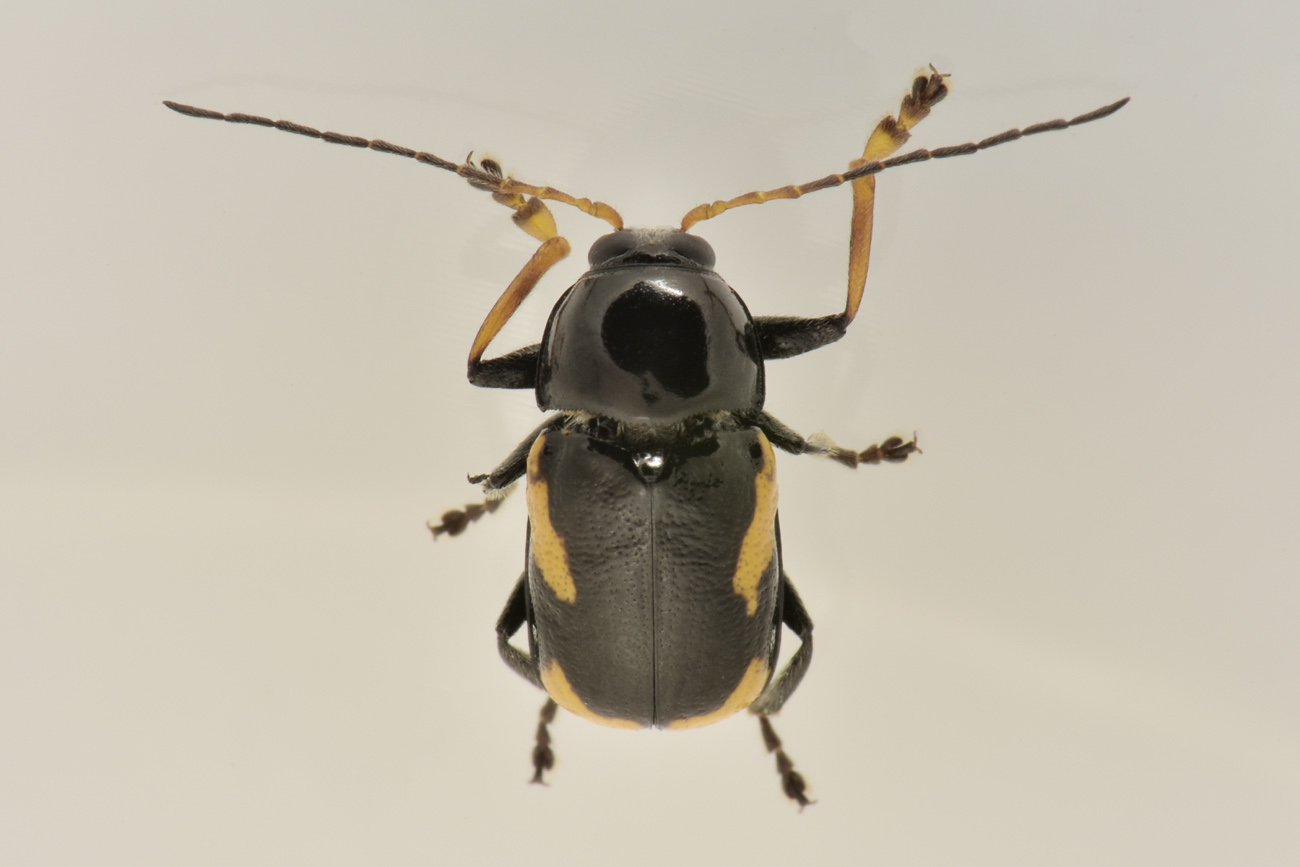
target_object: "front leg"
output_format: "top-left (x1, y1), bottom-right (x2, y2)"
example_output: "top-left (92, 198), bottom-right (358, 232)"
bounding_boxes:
top-left (754, 314), bottom-right (849, 360)
top-left (465, 190), bottom-right (571, 386)
top-left (469, 343), bottom-right (540, 390)
top-left (729, 70), bottom-right (951, 362)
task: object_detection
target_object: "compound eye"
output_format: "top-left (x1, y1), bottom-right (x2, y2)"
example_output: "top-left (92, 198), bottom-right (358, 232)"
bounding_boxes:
top-left (668, 233), bottom-right (715, 269)
top-left (588, 231), bottom-right (639, 267)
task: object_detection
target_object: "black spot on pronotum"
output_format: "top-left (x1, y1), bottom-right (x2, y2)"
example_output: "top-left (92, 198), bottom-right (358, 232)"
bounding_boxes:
top-left (602, 283), bottom-right (710, 398)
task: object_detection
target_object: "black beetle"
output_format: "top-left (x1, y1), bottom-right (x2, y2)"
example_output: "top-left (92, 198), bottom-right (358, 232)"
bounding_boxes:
top-left (165, 69), bottom-right (1127, 807)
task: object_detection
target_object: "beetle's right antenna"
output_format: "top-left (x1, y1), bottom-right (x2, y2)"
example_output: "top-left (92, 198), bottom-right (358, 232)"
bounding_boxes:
top-left (678, 70), bottom-right (1128, 330)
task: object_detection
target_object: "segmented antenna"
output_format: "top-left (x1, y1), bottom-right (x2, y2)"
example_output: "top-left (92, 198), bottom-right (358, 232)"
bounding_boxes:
top-left (679, 96), bottom-right (1130, 229)
top-left (162, 100), bottom-right (625, 230)
top-left (164, 92), bottom-right (1128, 234)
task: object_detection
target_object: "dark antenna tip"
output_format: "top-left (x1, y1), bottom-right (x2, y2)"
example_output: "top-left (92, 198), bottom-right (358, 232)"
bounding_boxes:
top-left (162, 100), bottom-right (223, 121)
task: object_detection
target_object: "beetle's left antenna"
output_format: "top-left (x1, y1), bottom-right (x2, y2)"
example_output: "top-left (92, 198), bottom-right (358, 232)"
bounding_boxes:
top-left (162, 101), bottom-right (624, 230)
top-left (163, 100), bottom-right (625, 372)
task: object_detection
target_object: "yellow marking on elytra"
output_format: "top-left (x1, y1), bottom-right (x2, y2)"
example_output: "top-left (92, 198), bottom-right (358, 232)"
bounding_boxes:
top-left (541, 659), bottom-right (643, 730)
top-left (733, 433), bottom-right (778, 616)
top-left (526, 435), bottom-right (577, 604)
top-left (666, 657), bottom-right (770, 730)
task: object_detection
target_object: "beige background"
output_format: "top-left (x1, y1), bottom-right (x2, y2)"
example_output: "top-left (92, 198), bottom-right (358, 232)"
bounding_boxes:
top-left (3, 0), bottom-right (1297, 864)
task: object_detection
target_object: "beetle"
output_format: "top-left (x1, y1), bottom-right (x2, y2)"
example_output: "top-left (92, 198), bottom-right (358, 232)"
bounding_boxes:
top-left (165, 69), bottom-right (1127, 806)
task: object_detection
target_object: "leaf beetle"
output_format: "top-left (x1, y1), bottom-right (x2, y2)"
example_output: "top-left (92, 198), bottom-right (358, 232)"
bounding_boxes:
top-left (165, 69), bottom-right (1127, 807)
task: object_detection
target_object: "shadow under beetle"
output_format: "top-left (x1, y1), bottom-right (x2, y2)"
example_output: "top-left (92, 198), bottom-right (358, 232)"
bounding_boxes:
top-left (166, 69), bottom-right (1127, 807)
